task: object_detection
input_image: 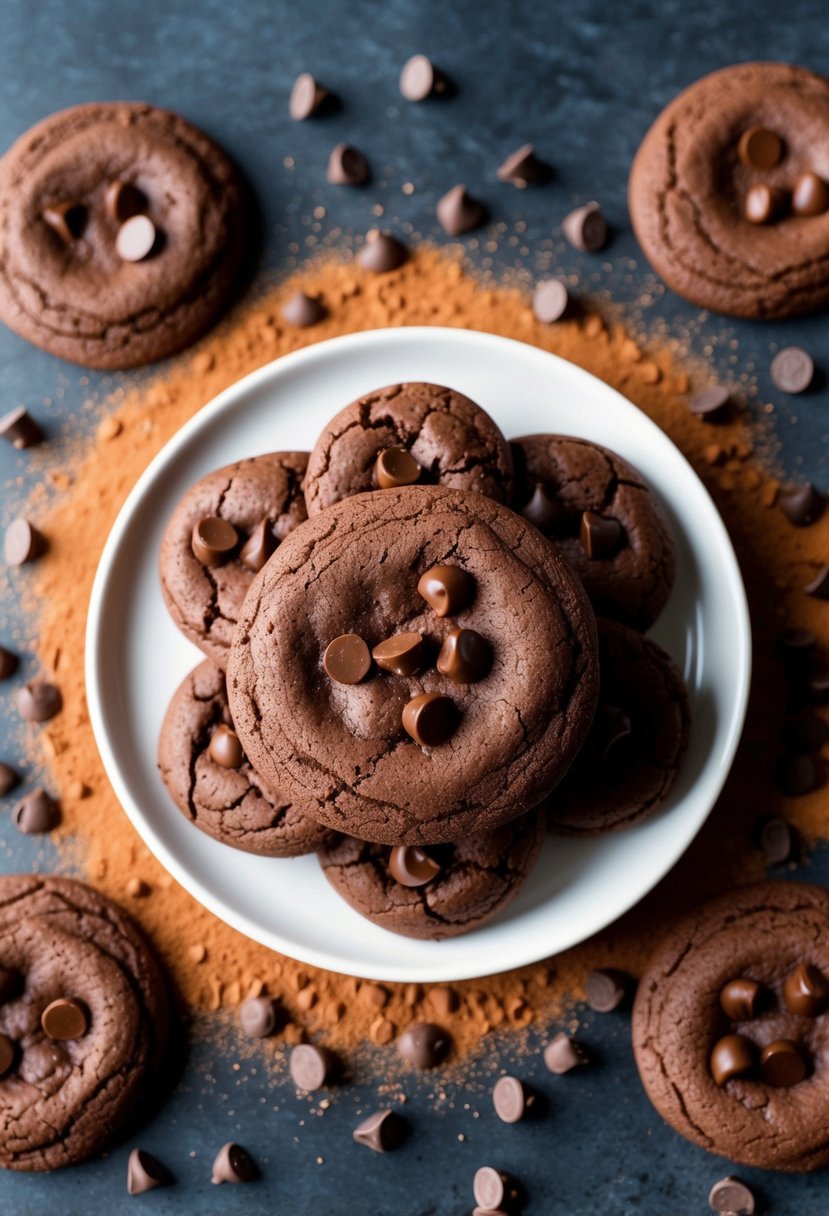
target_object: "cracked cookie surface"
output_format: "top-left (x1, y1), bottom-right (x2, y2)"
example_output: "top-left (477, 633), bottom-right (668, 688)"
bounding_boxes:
top-left (512, 435), bottom-right (675, 632)
top-left (0, 875), bottom-right (169, 1171)
top-left (303, 381), bottom-right (513, 516)
top-left (319, 811), bottom-right (545, 939)
top-left (227, 485), bottom-right (599, 845)
top-left (0, 102), bottom-right (249, 368)
top-left (546, 620), bottom-right (690, 834)
top-left (159, 452), bottom-right (308, 669)
top-left (629, 63), bottom-right (829, 319)
top-left (633, 882), bottom-right (829, 1172)
top-left (158, 660), bottom-right (332, 857)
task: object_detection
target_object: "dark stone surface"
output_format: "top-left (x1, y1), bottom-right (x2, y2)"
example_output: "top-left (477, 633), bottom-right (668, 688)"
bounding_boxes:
top-left (1, 0), bottom-right (828, 1209)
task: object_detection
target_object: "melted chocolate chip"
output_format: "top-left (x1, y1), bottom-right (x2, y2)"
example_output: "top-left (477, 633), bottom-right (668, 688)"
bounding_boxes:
top-left (402, 691), bottom-right (457, 746)
top-left (417, 565), bottom-right (474, 616)
top-left (41, 997), bottom-right (88, 1041)
top-left (388, 845), bottom-right (441, 887)
top-left (374, 446), bottom-right (421, 489)
top-left (209, 725), bottom-right (244, 769)
top-left (436, 628), bottom-right (492, 683)
top-left (782, 962), bottom-right (829, 1017)
top-left (521, 482), bottom-right (562, 531)
top-left (760, 1039), bottom-right (806, 1087)
top-left (191, 516), bottom-right (239, 566)
top-left (710, 1033), bottom-right (755, 1085)
top-left (239, 519), bottom-right (276, 573)
top-left (372, 632), bottom-right (425, 676)
top-left (580, 511), bottom-right (624, 560)
top-left (719, 978), bottom-right (764, 1021)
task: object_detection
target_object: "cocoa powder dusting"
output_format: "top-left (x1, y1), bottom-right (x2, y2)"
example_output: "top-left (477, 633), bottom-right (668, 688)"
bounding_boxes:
top-left (18, 247), bottom-right (829, 1063)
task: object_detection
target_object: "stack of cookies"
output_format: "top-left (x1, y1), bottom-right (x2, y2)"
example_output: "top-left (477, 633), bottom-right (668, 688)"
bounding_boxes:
top-left (158, 381), bottom-right (690, 940)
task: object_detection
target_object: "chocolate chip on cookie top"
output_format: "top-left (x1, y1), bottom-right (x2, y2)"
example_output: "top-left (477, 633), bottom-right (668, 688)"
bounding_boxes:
top-left (0, 875), bottom-right (168, 1172)
top-left (158, 660), bottom-right (332, 858)
top-left (629, 63), bottom-right (829, 319)
top-left (512, 435), bottom-right (676, 632)
top-left (228, 486), bottom-right (598, 846)
top-left (0, 101), bottom-right (249, 368)
top-left (633, 882), bottom-right (829, 1172)
top-left (303, 382), bottom-right (513, 516)
top-left (159, 452), bottom-right (308, 670)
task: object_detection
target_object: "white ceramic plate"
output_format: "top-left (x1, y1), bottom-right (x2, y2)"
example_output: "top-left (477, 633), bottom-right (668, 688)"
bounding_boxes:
top-left (86, 327), bottom-right (750, 982)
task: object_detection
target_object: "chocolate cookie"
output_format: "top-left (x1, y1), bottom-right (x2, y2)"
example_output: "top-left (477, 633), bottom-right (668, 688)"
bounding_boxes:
top-left (319, 812), bottom-right (545, 939)
top-left (158, 660), bottom-right (331, 857)
top-left (0, 875), bottom-right (168, 1171)
top-left (512, 435), bottom-right (675, 631)
top-left (159, 452), bottom-right (308, 669)
top-left (629, 63), bottom-right (829, 319)
top-left (546, 620), bottom-right (690, 834)
top-left (303, 382), bottom-right (513, 516)
top-left (228, 485), bottom-right (599, 845)
top-left (633, 882), bottom-right (829, 1172)
top-left (0, 101), bottom-right (248, 368)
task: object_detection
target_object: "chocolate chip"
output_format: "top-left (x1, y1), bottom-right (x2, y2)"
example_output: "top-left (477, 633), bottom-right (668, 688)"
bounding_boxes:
top-left (771, 346), bottom-right (815, 394)
top-left (580, 511), bottom-right (624, 560)
top-left (805, 565), bottom-right (829, 599)
top-left (774, 751), bottom-right (823, 796)
top-left (521, 482), bottom-right (562, 531)
top-left (239, 519), bottom-right (276, 572)
top-left (436, 184), bottom-right (486, 236)
top-left (417, 564), bottom-right (474, 616)
top-left (792, 172), bottom-right (829, 218)
top-left (15, 680), bottom-right (62, 723)
top-left (42, 201), bottom-right (86, 244)
top-left (327, 144), bottom-right (370, 186)
top-left (289, 1042), bottom-right (338, 1090)
top-left (398, 1021), bottom-right (451, 1069)
top-left (372, 632), bottom-right (425, 676)
top-left (0, 763), bottom-right (19, 797)
top-left (399, 54), bottom-right (450, 101)
top-left (282, 291), bottom-right (325, 329)
top-left (323, 633), bottom-right (371, 685)
top-left (492, 1075), bottom-right (535, 1123)
top-left (710, 1033), bottom-right (755, 1085)
top-left (436, 628), bottom-right (492, 683)
top-left (0, 407), bottom-right (43, 450)
top-left (760, 1039), bottom-right (806, 1087)
top-left (239, 995), bottom-right (281, 1038)
top-left (402, 691), bottom-right (457, 746)
top-left (374, 445), bottom-right (421, 489)
top-left (116, 214), bottom-right (157, 262)
top-left (0, 1033), bottom-right (15, 1078)
top-left (708, 1175), bottom-right (755, 1215)
top-left (760, 816), bottom-right (796, 864)
top-left (719, 978), bottom-right (764, 1021)
top-left (779, 482), bottom-right (825, 527)
top-left (352, 1109), bottom-right (407, 1152)
top-left (543, 1031), bottom-right (587, 1074)
top-left (532, 278), bottom-right (570, 323)
top-left (738, 125), bottom-right (783, 169)
top-left (473, 1167), bottom-right (519, 1211)
top-left (585, 968), bottom-right (630, 1012)
top-left (388, 845), bottom-right (441, 888)
top-left (209, 725), bottom-right (244, 769)
top-left (0, 645), bottom-right (17, 680)
top-left (782, 715), bottom-right (829, 753)
top-left (127, 1148), bottom-right (173, 1195)
top-left (4, 518), bottom-right (47, 566)
top-left (563, 202), bottom-right (608, 251)
top-left (289, 73), bottom-right (329, 120)
top-left (211, 1142), bottom-right (258, 1185)
top-left (14, 788), bottom-right (60, 834)
top-left (688, 385), bottom-right (731, 421)
top-left (358, 230), bottom-right (409, 273)
top-left (0, 968), bottom-right (22, 1004)
top-left (191, 516), bottom-right (238, 567)
top-left (104, 181), bottom-right (146, 224)
top-left (783, 962), bottom-right (829, 1016)
top-left (41, 997), bottom-right (88, 1041)
top-left (498, 144), bottom-right (551, 187)
top-left (744, 183), bottom-right (789, 225)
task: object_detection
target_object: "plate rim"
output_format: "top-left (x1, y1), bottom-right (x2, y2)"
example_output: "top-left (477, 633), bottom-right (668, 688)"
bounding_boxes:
top-left (85, 325), bottom-right (752, 981)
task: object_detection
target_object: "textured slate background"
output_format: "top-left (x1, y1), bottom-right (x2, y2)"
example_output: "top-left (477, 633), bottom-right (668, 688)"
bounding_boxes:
top-left (1, 0), bottom-right (828, 1211)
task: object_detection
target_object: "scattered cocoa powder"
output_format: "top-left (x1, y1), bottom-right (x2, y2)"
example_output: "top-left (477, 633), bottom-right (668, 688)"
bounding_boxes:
top-left (14, 246), bottom-right (829, 1063)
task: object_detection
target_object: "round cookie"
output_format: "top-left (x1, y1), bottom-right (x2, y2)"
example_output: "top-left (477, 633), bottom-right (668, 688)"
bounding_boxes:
top-left (511, 435), bottom-right (675, 631)
top-left (228, 484), bottom-right (599, 846)
top-left (0, 874), bottom-right (168, 1171)
top-left (158, 660), bottom-right (331, 857)
top-left (633, 881), bottom-right (829, 1172)
top-left (159, 452), bottom-right (308, 669)
top-left (319, 812), bottom-right (545, 940)
top-left (546, 620), bottom-right (690, 834)
top-left (629, 63), bottom-right (829, 319)
top-left (0, 101), bottom-right (249, 368)
top-left (303, 382), bottom-right (513, 516)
